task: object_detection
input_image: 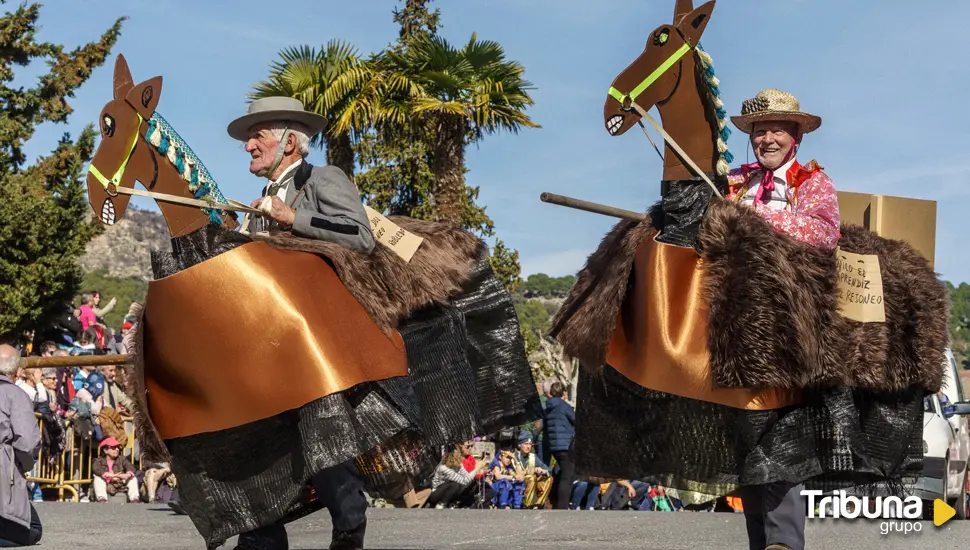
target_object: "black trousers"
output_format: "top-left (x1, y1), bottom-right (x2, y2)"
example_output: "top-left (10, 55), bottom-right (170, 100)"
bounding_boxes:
top-left (740, 482), bottom-right (805, 550)
top-left (236, 460), bottom-right (367, 549)
top-left (551, 449), bottom-right (575, 510)
top-left (0, 503), bottom-right (42, 546)
top-left (424, 481), bottom-right (464, 508)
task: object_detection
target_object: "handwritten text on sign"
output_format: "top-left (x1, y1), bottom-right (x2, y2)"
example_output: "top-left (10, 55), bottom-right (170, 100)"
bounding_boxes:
top-left (835, 247), bottom-right (886, 323)
top-left (363, 204), bottom-right (424, 263)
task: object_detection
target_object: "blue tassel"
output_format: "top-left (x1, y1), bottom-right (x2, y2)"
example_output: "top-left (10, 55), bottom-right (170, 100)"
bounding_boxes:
top-left (194, 179), bottom-right (211, 200)
top-left (175, 150), bottom-right (185, 176)
top-left (724, 150), bottom-right (734, 164)
top-left (190, 165), bottom-right (200, 192)
top-left (158, 133), bottom-right (169, 155)
top-left (206, 209), bottom-right (221, 225)
top-left (145, 118), bottom-right (157, 138)
top-left (715, 107), bottom-right (727, 119)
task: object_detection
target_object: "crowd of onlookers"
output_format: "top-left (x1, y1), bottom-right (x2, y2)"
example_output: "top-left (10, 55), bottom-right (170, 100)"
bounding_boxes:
top-left (8, 290), bottom-right (181, 508)
top-left (403, 381), bottom-right (745, 513)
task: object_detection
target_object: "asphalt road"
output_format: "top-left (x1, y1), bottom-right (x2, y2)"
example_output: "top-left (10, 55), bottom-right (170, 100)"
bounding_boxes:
top-left (34, 504), bottom-right (970, 549)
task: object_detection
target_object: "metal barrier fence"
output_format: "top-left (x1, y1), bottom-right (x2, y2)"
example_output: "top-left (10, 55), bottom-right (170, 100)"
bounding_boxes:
top-left (26, 413), bottom-right (139, 502)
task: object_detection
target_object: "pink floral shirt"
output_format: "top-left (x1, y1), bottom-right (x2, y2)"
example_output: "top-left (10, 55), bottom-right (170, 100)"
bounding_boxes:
top-left (726, 159), bottom-right (841, 252)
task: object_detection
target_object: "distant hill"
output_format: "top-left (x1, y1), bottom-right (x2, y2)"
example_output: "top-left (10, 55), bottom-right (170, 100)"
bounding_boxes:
top-left (79, 206), bottom-right (169, 281)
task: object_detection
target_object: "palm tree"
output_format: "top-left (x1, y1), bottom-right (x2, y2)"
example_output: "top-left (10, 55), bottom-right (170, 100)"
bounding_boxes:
top-left (389, 33), bottom-right (540, 224)
top-left (249, 40), bottom-right (386, 178)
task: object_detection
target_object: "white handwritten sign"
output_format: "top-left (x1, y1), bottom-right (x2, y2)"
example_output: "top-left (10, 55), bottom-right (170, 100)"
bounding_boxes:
top-left (835, 247), bottom-right (886, 323)
top-left (363, 204), bottom-right (424, 263)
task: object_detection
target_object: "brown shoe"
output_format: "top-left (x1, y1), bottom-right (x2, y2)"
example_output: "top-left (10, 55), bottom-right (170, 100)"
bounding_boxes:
top-left (765, 545), bottom-right (793, 550)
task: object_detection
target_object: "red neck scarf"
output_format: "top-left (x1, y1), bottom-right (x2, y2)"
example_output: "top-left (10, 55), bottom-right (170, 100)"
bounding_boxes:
top-left (739, 145), bottom-right (798, 204)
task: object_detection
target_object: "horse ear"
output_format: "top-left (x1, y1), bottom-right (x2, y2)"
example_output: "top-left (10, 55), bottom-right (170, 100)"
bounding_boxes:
top-left (124, 76), bottom-right (163, 120)
top-left (113, 54), bottom-right (134, 100)
top-left (673, 0), bottom-right (694, 23)
top-left (676, 0), bottom-right (715, 45)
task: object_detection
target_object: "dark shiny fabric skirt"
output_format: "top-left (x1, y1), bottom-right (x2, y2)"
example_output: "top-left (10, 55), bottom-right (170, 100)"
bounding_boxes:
top-left (574, 364), bottom-right (925, 499)
top-left (151, 225), bottom-right (542, 548)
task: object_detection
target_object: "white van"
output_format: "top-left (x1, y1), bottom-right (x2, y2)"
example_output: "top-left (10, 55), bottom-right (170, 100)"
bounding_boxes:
top-left (917, 348), bottom-right (970, 518)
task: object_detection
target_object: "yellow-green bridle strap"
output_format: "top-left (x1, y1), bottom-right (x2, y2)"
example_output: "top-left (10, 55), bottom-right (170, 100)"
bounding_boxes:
top-left (608, 42), bottom-right (693, 106)
top-left (87, 113), bottom-right (144, 191)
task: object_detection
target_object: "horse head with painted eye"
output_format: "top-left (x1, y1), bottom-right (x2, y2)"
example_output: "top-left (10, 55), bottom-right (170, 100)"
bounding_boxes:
top-left (604, 0), bottom-right (733, 181)
top-left (87, 54), bottom-right (238, 237)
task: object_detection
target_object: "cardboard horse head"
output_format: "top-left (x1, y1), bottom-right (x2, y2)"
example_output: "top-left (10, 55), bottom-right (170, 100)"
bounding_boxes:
top-left (603, 0), bottom-right (729, 181)
top-left (86, 54), bottom-right (238, 237)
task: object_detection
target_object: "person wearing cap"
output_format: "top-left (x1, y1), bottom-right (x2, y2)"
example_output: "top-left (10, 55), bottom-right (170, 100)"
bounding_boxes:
top-left (227, 97), bottom-right (371, 549)
top-left (228, 96), bottom-right (375, 254)
top-left (726, 88), bottom-right (839, 550)
top-left (512, 431), bottom-right (552, 509)
top-left (91, 437), bottom-right (140, 503)
top-left (727, 88), bottom-right (840, 253)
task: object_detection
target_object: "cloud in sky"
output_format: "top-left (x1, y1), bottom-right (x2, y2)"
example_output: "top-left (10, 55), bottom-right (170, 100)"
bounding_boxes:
top-left (23, 0), bottom-right (970, 285)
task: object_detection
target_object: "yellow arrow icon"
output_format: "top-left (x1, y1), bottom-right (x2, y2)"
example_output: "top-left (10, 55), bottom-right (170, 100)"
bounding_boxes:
top-left (934, 499), bottom-right (956, 526)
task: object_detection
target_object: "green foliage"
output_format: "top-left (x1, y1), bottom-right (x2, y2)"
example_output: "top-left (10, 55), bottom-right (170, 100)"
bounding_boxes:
top-left (514, 297), bottom-right (551, 357)
top-left (0, 4), bottom-right (125, 341)
top-left (520, 273), bottom-right (577, 298)
top-left (489, 239), bottom-right (522, 294)
top-left (252, 0), bottom-right (535, 293)
top-left (80, 270), bottom-right (147, 329)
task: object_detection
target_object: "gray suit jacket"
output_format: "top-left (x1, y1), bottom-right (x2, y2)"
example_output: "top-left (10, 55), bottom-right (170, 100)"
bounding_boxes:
top-left (249, 161), bottom-right (375, 254)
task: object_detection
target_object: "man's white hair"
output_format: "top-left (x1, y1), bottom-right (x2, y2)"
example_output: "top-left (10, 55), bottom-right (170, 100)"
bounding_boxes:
top-left (260, 121), bottom-right (311, 157)
top-left (0, 353), bottom-right (18, 376)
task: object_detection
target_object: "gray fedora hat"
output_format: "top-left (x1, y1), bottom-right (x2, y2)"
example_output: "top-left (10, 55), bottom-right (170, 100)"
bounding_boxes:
top-left (227, 96), bottom-right (328, 141)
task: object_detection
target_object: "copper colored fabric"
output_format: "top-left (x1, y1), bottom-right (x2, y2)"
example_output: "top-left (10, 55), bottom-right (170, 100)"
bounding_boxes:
top-left (605, 236), bottom-right (801, 410)
top-left (142, 242), bottom-right (409, 439)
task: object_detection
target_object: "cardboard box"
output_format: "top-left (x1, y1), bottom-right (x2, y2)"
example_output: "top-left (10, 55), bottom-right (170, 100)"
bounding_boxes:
top-left (837, 191), bottom-right (937, 269)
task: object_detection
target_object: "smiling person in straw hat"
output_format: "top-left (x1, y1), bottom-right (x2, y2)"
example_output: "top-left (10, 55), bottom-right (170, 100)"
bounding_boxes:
top-left (726, 89), bottom-right (841, 550)
top-left (229, 96), bottom-right (375, 254)
top-left (727, 88), bottom-right (841, 253)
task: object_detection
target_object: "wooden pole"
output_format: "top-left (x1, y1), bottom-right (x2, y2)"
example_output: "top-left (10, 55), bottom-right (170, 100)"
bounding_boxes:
top-left (539, 192), bottom-right (647, 222)
top-left (112, 186), bottom-right (261, 215)
top-left (19, 354), bottom-right (133, 369)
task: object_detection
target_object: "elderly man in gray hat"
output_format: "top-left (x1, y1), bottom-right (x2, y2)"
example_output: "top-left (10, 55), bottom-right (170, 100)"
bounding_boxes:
top-left (229, 96), bottom-right (375, 254)
top-left (226, 97), bottom-right (371, 550)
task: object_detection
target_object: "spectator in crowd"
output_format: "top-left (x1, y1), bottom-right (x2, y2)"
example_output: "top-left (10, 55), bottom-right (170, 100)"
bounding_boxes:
top-left (459, 440), bottom-right (492, 508)
top-left (599, 479), bottom-right (651, 510)
top-left (91, 437), bottom-right (139, 503)
top-left (512, 432), bottom-right (552, 509)
top-left (105, 323), bottom-right (132, 356)
top-left (543, 381), bottom-right (576, 510)
top-left (0, 345), bottom-right (43, 545)
top-left (99, 365), bottom-right (131, 415)
top-left (90, 291), bottom-right (116, 322)
top-left (51, 351), bottom-right (75, 413)
top-left (424, 444), bottom-right (486, 509)
top-left (66, 329), bottom-right (99, 357)
top-left (488, 451), bottom-right (524, 509)
top-left (66, 371), bottom-right (106, 441)
top-left (77, 294), bottom-right (97, 332)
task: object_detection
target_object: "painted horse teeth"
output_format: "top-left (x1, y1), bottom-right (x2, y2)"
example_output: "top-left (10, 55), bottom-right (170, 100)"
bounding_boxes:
top-left (101, 198), bottom-right (116, 225)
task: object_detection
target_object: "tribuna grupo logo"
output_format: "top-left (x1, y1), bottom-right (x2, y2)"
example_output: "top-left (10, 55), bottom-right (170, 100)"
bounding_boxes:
top-left (801, 490), bottom-right (921, 520)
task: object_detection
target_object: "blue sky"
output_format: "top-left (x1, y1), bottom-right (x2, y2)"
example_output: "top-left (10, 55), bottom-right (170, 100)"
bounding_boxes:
top-left (24, 0), bottom-right (970, 284)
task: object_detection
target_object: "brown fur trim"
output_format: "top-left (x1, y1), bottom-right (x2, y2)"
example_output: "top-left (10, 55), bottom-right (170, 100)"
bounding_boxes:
top-left (548, 205), bottom-right (661, 367)
top-left (251, 217), bottom-right (486, 333)
top-left (837, 223), bottom-right (949, 392)
top-left (552, 199), bottom-right (949, 393)
top-left (123, 309), bottom-right (170, 463)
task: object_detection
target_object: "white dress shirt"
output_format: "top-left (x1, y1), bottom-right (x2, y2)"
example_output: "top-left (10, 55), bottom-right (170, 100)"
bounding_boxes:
top-left (264, 159), bottom-right (303, 204)
top-left (739, 157), bottom-right (795, 211)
